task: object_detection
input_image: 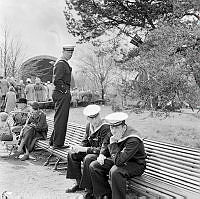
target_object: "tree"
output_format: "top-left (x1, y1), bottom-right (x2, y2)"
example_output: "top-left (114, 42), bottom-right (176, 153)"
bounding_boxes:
top-left (0, 24), bottom-right (25, 77)
top-left (64, 0), bottom-right (199, 43)
top-left (77, 42), bottom-right (117, 99)
top-left (119, 18), bottom-right (200, 109)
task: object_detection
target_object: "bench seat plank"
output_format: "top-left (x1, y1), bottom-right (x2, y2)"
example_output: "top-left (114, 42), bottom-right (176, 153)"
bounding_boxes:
top-left (144, 139), bottom-right (200, 153)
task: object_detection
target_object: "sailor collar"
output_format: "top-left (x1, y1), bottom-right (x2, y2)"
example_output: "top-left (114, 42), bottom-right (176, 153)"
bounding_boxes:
top-left (117, 127), bottom-right (142, 142)
top-left (118, 134), bottom-right (142, 143)
top-left (89, 121), bottom-right (108, 135)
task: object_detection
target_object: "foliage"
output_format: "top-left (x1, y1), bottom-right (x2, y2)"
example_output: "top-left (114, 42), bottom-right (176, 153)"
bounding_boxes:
top-left (119, 19), bottom-right (200, 108)
top-left (64, 0), bottom-right (200, 43)
top-left (64, 0), bottom-right (174, 42)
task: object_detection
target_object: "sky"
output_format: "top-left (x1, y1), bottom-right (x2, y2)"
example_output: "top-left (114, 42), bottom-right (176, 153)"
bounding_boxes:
top-left (0, 0), bottom-right (78, 60)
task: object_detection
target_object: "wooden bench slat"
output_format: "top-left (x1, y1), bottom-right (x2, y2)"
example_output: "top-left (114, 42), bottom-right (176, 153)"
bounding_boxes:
top-left (145, 168), bottom-right (200, 190)
top-left (144, 139), bottom-right (200, 153)
top-left (131, 175), bottom-right (200, 199)
top-left (147, 153), bottom-right (200, 169)
top-left (145, 142), bottom-right (200, 159)
top-left (145, 144), bottom-right (200, 161)
top-left (148, 156), bottom-right (200, 174)
top-left (146, 148), bottom-right (200, 164)
top-left (147, 161), bottom-right (200, 183)
top-left (128, 181), bottom-right (184, 199)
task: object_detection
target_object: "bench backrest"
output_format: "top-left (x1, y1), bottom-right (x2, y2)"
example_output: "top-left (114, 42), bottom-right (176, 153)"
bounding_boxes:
top-left (143, 139), bottom-right (200, 193)
top-left (46, 117), bottom-right (85, 146)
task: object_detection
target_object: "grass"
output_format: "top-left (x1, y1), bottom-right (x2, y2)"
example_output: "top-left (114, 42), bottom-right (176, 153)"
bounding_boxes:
top-left (61, 105), bottom-right (200, 149)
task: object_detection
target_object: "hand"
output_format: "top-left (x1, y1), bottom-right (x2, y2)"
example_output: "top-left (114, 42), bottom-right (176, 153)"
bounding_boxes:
top-left (71, 145), bottom-right (88, 153)
top-left (110, 136), bottom-right (118, 144)
top-left (97, 154), bottom-right (106, 165)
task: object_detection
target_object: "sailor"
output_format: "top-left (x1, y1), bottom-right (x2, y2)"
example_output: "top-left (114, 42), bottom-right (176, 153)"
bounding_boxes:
top-left (65, 105), bottom-right (111, 199)
top-left (49, 45), bottom-right (74, 149)
top-left (89, 112), bottom-right (147, 199)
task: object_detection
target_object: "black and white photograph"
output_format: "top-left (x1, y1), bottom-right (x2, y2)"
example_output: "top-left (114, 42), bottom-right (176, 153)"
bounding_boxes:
top-left (0, 0), bottom-right (199, 198)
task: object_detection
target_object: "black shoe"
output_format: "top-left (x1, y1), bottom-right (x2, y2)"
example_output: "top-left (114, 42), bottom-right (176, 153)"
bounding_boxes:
top-left (52, 145), bottom-right (70, 150)
top-left (65, 184), bottom-right (84, 193)
top-left (84, 192), bottom-right (94, 199)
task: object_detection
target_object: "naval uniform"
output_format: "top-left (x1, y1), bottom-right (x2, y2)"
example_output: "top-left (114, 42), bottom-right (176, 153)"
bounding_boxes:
top-left (89, 126), bottom-right (146, 199)
top-left (66, 121), bottom-right (111, 191)
top-left (50, 58), bottom-right (72, 147)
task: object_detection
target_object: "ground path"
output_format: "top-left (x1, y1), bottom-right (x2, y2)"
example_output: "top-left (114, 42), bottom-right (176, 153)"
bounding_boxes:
top-left (0, 110), bottom-right (84, 199)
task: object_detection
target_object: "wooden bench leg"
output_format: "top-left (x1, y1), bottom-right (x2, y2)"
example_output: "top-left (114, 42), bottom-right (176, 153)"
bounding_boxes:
top-left (55, 161), bottom-right (68, 170)
top-left (53, 157), bottom-right (62, 170)
top-left (43, 153), bottom-right (54, 166)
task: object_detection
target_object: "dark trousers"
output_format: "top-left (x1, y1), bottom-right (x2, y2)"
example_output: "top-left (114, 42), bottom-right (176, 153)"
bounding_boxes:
top-left (66, 152), bottom-right (98, 191)
top-left (50, 90), bottom-right (71, 146)
top-left (89, 159), bottom-right (146, 199)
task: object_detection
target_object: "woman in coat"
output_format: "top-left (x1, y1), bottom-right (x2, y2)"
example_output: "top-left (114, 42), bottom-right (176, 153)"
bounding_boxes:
top-left (10, 101), bottom-right (48, 161)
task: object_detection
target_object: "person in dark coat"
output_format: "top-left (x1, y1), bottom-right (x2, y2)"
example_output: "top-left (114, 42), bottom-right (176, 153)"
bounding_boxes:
top-left (49, 45), bottom-right (74, 149)
top-left (10, 101), bottom-right (48, 161)
top-left (89, 112), bottom-right (147, 199)
top-left (65, 105), bottom-right (111, 199)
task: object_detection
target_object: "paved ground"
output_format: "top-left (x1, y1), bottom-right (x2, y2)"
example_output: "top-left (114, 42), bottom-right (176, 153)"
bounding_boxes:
top-left (0, 144), bottom-right (84, 198)
top-left (0, 109), bottom-right (85, 199)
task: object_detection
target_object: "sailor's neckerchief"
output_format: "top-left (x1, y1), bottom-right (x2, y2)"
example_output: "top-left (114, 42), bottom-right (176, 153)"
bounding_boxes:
top-left (54, 56), bottom-right (69, 65)
top-left (117, 126), bottom-right (142, 143)
top-left (89, 119), bottom-right (108, 136)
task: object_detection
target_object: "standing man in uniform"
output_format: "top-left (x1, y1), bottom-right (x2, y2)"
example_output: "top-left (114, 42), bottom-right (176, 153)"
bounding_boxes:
top-left (89, 112), bottom-right (147, 199)
top-left (49, 45), bottom-right (74, 149)
top-left (65, 105), bottom-right (111, 199)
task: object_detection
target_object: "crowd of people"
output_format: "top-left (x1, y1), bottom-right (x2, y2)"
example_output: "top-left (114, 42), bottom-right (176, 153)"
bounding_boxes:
top-left (0, 45), bottom-right (147, 199)
top-left (0, 76), bottom-right (54, 114)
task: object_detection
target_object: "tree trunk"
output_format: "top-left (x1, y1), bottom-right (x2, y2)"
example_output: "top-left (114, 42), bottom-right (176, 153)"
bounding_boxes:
top-left (101, 88), bottom-right (104, 100)
top-left (193, 64), bottom-right (200, 89)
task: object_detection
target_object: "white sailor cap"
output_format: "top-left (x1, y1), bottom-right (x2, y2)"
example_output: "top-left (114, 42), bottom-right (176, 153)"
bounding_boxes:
top-left (63, 45), bottom-right (75, 52)
top-left (105, 112), bottom-right (128, 127)
top-left (83, 104), bottom-right (101, 118)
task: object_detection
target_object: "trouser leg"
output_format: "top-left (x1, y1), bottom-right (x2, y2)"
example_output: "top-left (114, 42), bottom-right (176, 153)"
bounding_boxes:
top-left (80, 154), bottom-right (98, 191)
top-left (89, 159), bottom-right (113, 197)
top-left (110, 163), bottom-right (146, 199)
top-left (110, 166), bottom-right (127, 199)
top-left (52, 91), bottom-right (71, 146)
top-left (66, 152), bottom-right (86, 180)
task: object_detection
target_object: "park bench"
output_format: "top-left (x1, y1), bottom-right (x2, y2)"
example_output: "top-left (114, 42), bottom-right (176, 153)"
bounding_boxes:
top-left (35, 117), bottom-right (200, 199)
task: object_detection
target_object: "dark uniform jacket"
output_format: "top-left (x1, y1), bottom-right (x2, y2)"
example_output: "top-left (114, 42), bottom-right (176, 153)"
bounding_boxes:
top-left (53, 58), bottom-right (72, 93)
top-left (108, 126), bottom-right (146, 167)
top-left (81, 120), bottom-right (111, 155)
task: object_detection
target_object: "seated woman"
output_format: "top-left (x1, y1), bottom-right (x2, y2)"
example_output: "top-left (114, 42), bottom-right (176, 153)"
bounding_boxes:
top-left (11, 98), bottom-right (32, 137)
top-left (10, 101), bottom-right (48, 161)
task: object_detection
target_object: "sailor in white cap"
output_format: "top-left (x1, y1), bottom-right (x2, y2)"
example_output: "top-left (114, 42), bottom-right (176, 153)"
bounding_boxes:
top-left (49, 45), bottom-right (75, 149)
top-left (66, 104), bottom-right (111, 199)
top-left (89, 112), bottom-right (147, 199)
